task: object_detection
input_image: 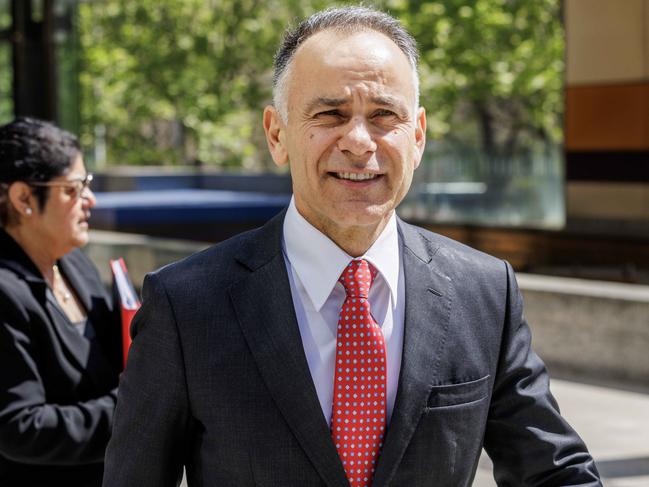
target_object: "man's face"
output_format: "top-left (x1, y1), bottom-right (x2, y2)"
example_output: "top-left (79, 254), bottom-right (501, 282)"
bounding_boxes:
top-left (264, 29), bottom-right (426, 239)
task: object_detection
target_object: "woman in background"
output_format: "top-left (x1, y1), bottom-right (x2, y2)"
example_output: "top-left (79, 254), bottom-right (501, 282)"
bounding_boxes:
top-left (0, 117), bottom-right (121, 486)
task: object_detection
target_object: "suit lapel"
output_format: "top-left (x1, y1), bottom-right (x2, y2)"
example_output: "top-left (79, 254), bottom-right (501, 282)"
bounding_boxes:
top-left (229, 212), bottom-right (349, 487)
top-left (43, 256), bottom-right (92, 370)
top-left (0, 233), bottom-right (94, 372)
top-left (372, 221), bottom-right (453, 487)
top-left (44, 290), bottom-right (92, 368)
top-left (46, 257), bottom-right (90, 370)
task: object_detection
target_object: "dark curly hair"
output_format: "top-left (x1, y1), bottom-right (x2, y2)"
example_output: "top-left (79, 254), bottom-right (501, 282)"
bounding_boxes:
top-left (0, 117), bottom-right (80, 226)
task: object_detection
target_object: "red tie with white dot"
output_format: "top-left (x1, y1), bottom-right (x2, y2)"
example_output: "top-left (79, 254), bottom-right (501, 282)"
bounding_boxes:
top-left (331, 259), bottom-right (387, 487)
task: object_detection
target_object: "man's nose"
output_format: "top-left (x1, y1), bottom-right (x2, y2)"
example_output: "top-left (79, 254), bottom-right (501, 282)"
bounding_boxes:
top-left (337, 118), bottom-right (377, 156)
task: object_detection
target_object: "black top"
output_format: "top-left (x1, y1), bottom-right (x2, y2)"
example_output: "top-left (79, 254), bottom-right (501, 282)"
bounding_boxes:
top-left (0, 229), bottom-right (121, 486)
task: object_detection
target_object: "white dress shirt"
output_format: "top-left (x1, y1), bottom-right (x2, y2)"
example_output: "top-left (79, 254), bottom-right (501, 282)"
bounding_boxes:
top-left (282, 198), bottom-right (405, 427)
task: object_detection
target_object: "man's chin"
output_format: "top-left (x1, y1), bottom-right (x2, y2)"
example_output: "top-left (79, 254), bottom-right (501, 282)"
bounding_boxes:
top-left (329, 205), bottom-right (394, 230)
top-left (340, 201), bottom-right (393, 221)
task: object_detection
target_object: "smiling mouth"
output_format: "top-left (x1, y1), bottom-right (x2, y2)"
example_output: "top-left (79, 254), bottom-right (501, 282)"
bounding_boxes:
top-left (333, 172), bottom-right (380, 181)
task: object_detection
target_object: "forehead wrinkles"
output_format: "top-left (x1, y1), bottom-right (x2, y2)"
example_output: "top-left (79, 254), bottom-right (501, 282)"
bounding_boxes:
top-left (323, 34), bottom-right (393, 66)
top-left (343, 75), bottom-right (387, 98)
top-left (311, 31), bottom-right (403, 83)
top-left (295, 63), bottom-right (394, 101)
top-left (290, 33), bottom-right (414, 114)
top-left (333, 64), bottom-right (391, 90)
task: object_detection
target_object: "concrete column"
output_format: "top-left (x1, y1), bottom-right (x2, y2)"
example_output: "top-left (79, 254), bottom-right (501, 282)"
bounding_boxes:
top-left (564, 0), bottom-right (649, 233)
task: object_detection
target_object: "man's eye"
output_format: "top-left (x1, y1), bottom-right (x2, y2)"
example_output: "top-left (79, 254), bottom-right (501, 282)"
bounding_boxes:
top-left (372, 109), bottom-right (397, 118)
top-left (316, 110), bottom-right (343, 118)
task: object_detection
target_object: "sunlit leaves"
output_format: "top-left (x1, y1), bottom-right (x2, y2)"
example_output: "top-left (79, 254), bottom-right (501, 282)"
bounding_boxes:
top-left (387, 0), bottom-right (564, 157)
top-left (79, 0), bottom-right (314, 167)
top-left (77, 0), bottom-right (564, 166)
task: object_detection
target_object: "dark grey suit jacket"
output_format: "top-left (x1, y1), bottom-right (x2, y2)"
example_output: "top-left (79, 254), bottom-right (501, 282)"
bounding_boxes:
top-left (104, 211), bottom-right (600, 486)
top-left (0, 229), bottom-right (121, 486)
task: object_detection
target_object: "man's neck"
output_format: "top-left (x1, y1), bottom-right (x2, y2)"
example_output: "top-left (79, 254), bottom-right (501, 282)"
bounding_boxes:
top-left (295, 207), bottom-right (393, 257)
top-left (326, 223), bottom-right (388, 257)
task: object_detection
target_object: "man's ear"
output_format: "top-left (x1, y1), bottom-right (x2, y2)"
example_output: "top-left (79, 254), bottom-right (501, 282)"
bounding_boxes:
top-left (263, 106), bottom-right (289, 167)
top-left (7, 182), bottom-right (36, 217)
top-left (413, 106), bottom-right (427, 170)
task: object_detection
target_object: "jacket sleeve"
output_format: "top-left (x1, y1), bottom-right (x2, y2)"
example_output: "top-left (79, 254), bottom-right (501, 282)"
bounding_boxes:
top-left (102, 271), bottom-right (189, 487)
top-left (0, 286), bottom-right (118, 465)
top-left (482, 261), bottom-right (602, 486)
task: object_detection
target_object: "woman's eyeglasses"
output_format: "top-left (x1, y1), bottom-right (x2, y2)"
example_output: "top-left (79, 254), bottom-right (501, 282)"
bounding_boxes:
top-left (28, 173), bottom-right (94, 199)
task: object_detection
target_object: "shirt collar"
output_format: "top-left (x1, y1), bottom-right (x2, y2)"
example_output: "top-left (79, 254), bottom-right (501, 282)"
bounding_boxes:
top-left (283, 197), bottom-right (400, 311)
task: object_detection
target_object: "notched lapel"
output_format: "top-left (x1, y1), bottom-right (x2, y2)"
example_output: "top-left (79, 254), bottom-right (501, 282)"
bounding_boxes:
top-left (373, 224), bottom-right (454, 487)
top-left (229, 248), bottom-right (349, 487)
top-left (46, 256), bottom-right (95, 370)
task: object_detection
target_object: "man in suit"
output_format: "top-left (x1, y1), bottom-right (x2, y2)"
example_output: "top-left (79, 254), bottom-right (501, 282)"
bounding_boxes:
top-left (104, 6), bottom-right (601, 486)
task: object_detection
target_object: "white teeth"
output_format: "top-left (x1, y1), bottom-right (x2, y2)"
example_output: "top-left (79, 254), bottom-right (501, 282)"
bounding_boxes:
top-left (336, 172), bottom-right (378, 181)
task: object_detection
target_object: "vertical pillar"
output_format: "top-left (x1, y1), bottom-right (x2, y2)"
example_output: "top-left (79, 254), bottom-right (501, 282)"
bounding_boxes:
top-left (564, 0), bottom-right (649, 234)
top-left (11, 0), bottom-right (57, 121)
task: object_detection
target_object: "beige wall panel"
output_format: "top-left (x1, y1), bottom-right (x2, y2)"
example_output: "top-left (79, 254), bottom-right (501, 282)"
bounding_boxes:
top-left (565, 83), bottom-right (649, 150)
top-left (567, 182), bottom-right (649, 219)
top-left (566, 0), bottom-right (646, 84)
top-left (646, 0), bottom-right (649, 78)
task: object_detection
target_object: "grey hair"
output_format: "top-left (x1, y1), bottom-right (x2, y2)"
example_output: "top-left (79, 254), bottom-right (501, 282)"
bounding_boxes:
top-left (272, 6), bottom-right (420, 122)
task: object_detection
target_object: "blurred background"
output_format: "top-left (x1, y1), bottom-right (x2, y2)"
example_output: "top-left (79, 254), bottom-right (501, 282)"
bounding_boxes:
top-left (1, 0), bottom-right (648, 484)
top-left (1, 0), bottom-right (568, 230)
top-left (2, 0), bottom-right (648, 275)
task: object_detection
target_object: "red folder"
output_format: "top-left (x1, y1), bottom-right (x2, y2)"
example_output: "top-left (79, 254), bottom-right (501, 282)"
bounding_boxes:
top-left (110, 258), bottom-right (141, 369)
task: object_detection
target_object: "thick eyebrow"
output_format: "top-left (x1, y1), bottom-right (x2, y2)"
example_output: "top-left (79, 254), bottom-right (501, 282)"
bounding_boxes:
top-left (369, 95), bottom-right (410, 118)
top-left (304, 97), bottom-right (348, 114)
top-left (304, 94), bottom-right (411, 118)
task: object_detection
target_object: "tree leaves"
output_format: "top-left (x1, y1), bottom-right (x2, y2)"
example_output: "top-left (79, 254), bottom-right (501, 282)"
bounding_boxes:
top-left (78, 0), bottom-right (563, 167)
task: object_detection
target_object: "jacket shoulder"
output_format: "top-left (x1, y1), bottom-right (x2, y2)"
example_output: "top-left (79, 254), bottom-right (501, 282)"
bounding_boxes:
top-left (401, 221), bottom-right (505, 271)
top-left (0, 266), bottom-right (38, 328)
top-left (150, 224), bottom-right (270, 291)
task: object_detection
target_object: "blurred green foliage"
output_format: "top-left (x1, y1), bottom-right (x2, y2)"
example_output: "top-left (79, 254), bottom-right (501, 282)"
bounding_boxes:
top-left (388, 0), bottom-right (564, 161)
top-left (0, 44), bottom-right (11, 125)
top-left (0, 0), bottom-right (12, 124)
top-left (79, 0), bottom-right (321, 167)
top-left (78, 0), bottom-right (563, 168)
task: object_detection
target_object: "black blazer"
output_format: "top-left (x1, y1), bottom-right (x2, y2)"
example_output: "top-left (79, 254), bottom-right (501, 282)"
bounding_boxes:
top-left (0, 229), bottom-right (121, 487)
top-left (104, 211), bottom-right (601, 486)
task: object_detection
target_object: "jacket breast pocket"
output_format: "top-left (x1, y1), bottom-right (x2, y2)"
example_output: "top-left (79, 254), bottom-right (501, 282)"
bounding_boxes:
top-left (424, 374), bottom-right (491, 410)
top-left (395, 375), bottom-right (492, 483)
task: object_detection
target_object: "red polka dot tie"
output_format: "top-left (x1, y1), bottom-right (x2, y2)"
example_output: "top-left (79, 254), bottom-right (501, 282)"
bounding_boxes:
top-left (331, 259), bottom-right (387, 487)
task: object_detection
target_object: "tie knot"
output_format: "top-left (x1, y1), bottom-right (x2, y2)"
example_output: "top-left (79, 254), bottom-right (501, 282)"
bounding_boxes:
top-left (339, 259), bottom-right (376, 298)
